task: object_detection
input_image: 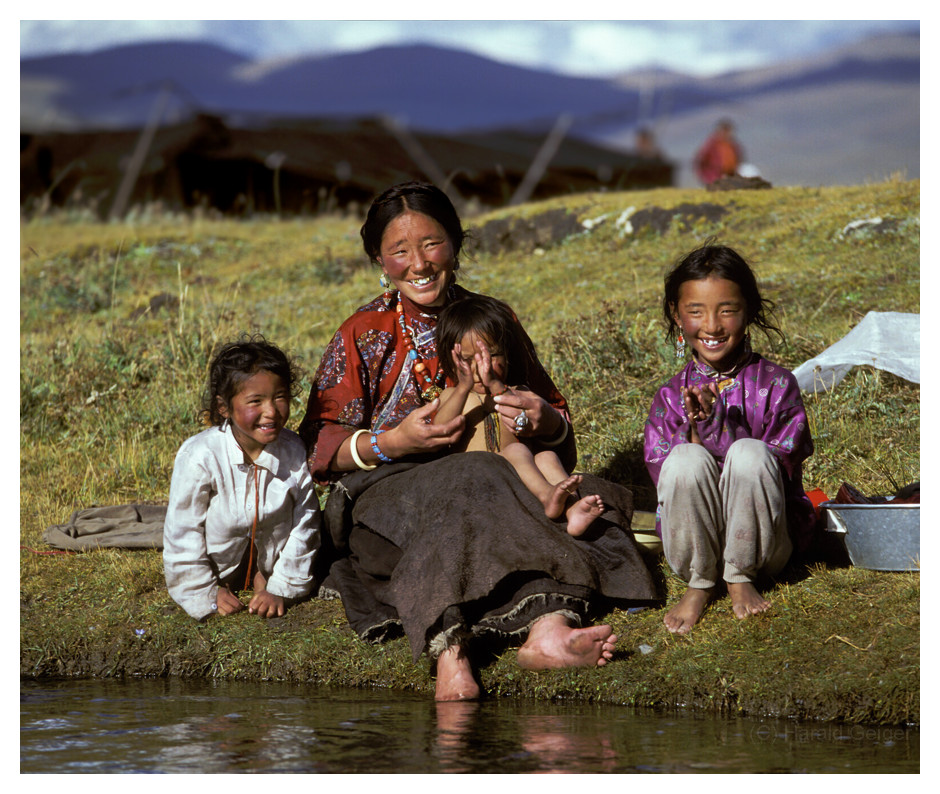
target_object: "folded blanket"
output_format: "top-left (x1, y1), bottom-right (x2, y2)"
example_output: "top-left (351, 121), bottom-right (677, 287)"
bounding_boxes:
top-left (43, 504), bottom-right (167, 551)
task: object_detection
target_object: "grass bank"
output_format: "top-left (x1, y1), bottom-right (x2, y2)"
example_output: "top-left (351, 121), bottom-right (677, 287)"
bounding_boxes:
top-left (20, 180), bottom-right (920, 726)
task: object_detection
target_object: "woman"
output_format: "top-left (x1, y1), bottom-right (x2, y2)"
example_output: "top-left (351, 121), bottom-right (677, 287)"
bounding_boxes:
top-left (298, 181), bottom-right (656, 701)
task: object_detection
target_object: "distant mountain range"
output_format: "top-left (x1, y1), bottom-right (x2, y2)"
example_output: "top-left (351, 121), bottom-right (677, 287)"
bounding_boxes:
top-left (21, 32), bottom-right (919, 188)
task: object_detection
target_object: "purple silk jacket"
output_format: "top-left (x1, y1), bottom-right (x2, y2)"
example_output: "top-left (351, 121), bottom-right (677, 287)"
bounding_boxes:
top-left (644, 352), bottom-right (817, 552)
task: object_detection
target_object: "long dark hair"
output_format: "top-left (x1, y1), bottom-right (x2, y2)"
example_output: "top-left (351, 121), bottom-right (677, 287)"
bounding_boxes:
top-left (200, 333), bottom-right (300, 426)
top-left (360, 181), bottom-right (466, 265)
top-left (662, 241), bottom-right (783, 344)
top-left (436, 295), bottom-right (536, 386)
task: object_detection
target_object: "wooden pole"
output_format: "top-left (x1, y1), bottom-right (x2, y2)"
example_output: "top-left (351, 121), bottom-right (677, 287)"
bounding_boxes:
top-left (381, 116), bottom-right (464, 211)
top-left (109, 84), bottom-right (171, 220)
top-left (509, 113), bottom-right (573, 206)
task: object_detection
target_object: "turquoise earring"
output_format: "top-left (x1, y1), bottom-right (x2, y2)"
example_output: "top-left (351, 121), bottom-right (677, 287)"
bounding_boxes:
top-left (379, 273), bottom-right (391, 290)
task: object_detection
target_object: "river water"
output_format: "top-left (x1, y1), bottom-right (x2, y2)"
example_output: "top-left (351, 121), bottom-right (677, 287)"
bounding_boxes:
top-left (20, 678), bottom-right (918, 773)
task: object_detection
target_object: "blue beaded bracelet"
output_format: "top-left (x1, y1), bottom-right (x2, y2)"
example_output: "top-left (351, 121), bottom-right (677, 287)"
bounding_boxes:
top-left (370, 431), bottom-right (393, 463)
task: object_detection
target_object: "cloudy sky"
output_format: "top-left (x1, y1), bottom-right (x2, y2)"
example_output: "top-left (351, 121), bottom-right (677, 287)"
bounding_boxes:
top-left (19, 16), bottom-right (920, 79)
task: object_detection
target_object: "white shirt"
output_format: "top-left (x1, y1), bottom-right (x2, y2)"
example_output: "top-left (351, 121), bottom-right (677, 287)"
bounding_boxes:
top-left (163, 423), bottom-right (321, 620)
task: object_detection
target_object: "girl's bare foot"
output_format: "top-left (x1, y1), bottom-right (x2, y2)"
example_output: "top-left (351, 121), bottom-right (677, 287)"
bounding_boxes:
top-left (434, 645), bottom-right (481, 701)
top-left (727, 581), bottom-right (772, 619)
top-left (566, 494), bottom-right (605, 537)
top-left (517, 613), bottom-right (617, 669)
top-left (544, 474), bottom-right (583, 519)
top-left (663, 586), bottom-right (713, 634)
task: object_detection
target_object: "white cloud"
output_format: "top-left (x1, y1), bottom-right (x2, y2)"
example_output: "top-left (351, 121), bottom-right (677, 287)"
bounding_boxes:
top-left (20, 20), bottom-right (205, 54)
top-left (446, 23), bottom-right (558, 72)
top-left (328, 21), bottom-right (409, 54)
top-left (20, 19), bottom-right (920, 78)
top-left (568, 23), bottom-right (681, 75)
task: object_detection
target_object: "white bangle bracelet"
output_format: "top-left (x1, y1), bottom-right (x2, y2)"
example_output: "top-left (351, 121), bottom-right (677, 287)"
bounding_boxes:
top-left (349, 429), bottom-right (377, 470)
top-left (541, 416), bottom-right (569, 448)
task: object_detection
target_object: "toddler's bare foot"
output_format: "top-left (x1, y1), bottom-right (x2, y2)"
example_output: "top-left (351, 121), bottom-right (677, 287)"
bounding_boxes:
top-left (663, 586), bottom-right (713, 634)
top-left (517, 613), bottom-right (617, 669)
top-left (544, 474), bottom-right (582, 519)
top-left (435, 645), bottom-right (481, 702)
top-left (566, 494), bottom-right (605, 537)
top-left (727, 581), bottom-right (772, 619)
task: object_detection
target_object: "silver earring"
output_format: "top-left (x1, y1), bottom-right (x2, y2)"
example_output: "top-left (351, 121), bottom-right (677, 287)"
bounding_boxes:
top-left (675, 330), bottom-right (686, 358)
top-left (379, 273), bottom-right (391, 289)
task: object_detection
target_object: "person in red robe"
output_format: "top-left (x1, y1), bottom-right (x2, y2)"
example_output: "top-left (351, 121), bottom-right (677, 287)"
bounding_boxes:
top-left (298, 181), bottom-right (657, 701)
top-left (694, 119), bottom-right (743, 185)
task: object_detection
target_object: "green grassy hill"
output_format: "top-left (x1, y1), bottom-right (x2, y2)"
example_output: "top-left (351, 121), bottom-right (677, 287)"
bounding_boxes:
top-left (20, 180), bottom-right (919, 724)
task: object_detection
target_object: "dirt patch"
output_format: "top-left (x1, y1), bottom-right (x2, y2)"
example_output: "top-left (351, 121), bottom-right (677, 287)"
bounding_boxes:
top-left (469, 208), bottom-right (583, 255)
top-left (129, 292), bottom-right (180, 320)
top-left (706, 175), bottom-right (773, 192)
top-left (628, 202), bottom-right (729, 235)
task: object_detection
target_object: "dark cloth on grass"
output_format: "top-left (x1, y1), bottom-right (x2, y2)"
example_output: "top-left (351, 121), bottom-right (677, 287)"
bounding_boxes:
top-left (321, 451), bottom-right (657, 661)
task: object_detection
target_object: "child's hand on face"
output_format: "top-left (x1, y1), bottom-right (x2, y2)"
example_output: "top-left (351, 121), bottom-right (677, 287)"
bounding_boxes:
top-left (215, 585), bottom-right (245, 616)
top-left (473, 339), bottom-right (507, 396)
top-left (473, 341), bottom-right (492, 386)
top-left (451, 344), bottom-right (475, 391)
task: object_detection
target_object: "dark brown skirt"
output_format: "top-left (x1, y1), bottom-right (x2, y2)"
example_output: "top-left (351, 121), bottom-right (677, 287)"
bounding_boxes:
top-left (321, 452), bottom-right (657, 660)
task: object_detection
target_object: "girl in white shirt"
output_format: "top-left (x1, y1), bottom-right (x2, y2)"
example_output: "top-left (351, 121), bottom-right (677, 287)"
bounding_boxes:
top-left (163, 336), bottom-right (320, 620)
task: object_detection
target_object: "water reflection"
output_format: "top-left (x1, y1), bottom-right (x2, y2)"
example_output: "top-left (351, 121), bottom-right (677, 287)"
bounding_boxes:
top-left (519, 714), bottom-right (619, 773)
top-left (20, 678), bottom-right (918, 773)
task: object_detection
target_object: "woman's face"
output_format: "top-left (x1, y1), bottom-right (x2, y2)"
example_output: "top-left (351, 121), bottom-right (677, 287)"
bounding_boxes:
top-left (377, 211), bottom-right (456, 308)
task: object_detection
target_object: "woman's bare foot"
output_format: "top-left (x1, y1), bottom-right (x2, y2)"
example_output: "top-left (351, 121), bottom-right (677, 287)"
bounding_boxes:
top-left (544, 474), bottom-right (583, 519)
top-left (434, 700), bottom-right (478, 767)
top-left (727, 581), bottom-right (772, 619)
top-left (566, 494), bottom-right (605, 537)
top-left (434, 645), bottom-right (481, 702)
top-left (517, 612), bottom-right (617, 669)
top-left (663, 586), bottom-right (713, 634)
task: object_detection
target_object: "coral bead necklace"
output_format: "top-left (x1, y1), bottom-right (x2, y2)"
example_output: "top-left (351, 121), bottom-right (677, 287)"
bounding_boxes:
top-left (395, 295), bottom-right (446, 402)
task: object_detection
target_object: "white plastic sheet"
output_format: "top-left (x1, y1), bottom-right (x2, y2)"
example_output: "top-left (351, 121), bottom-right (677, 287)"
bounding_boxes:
top-left (792, 311), bottom-right (920, 393)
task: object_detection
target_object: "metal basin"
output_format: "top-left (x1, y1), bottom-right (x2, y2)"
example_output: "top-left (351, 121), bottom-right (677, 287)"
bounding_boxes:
top-left (631, 510), bottom-right (663, 554)
top-left (820, 502), bottom-right (920, 571)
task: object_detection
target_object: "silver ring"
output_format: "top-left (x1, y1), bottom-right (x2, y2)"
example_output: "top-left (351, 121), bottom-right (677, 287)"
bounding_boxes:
top-left (513, 410), bottom-right (529, 431)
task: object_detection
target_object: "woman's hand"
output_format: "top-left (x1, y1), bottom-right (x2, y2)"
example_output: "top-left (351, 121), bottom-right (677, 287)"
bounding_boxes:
top-left (492, 388), bottom-right (563, 440)
top-left (382, 399), bottom-right (466, 458)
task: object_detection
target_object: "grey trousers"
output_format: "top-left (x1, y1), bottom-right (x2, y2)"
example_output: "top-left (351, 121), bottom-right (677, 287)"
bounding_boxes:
top-left (657, 439), bottom-right (793, 590)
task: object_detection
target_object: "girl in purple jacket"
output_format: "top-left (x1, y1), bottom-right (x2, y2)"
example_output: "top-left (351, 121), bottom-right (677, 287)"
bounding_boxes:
top-left (644, 244), bottom-right (815, 634)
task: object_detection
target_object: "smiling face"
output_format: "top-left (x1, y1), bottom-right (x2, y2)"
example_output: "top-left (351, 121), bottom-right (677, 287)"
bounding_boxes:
top-left (377, 211), bottom-right (456, 307)
top-left (218, 369), bottom-right (290, 461)
top-left (672, 275), bottom-right (748, 372)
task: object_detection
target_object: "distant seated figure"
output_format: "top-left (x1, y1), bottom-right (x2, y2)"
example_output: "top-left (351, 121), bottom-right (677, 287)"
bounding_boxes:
top-left (635, 127), bottom-right (662, 159)
top-left (694, 119), bottom-right (743, 185)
